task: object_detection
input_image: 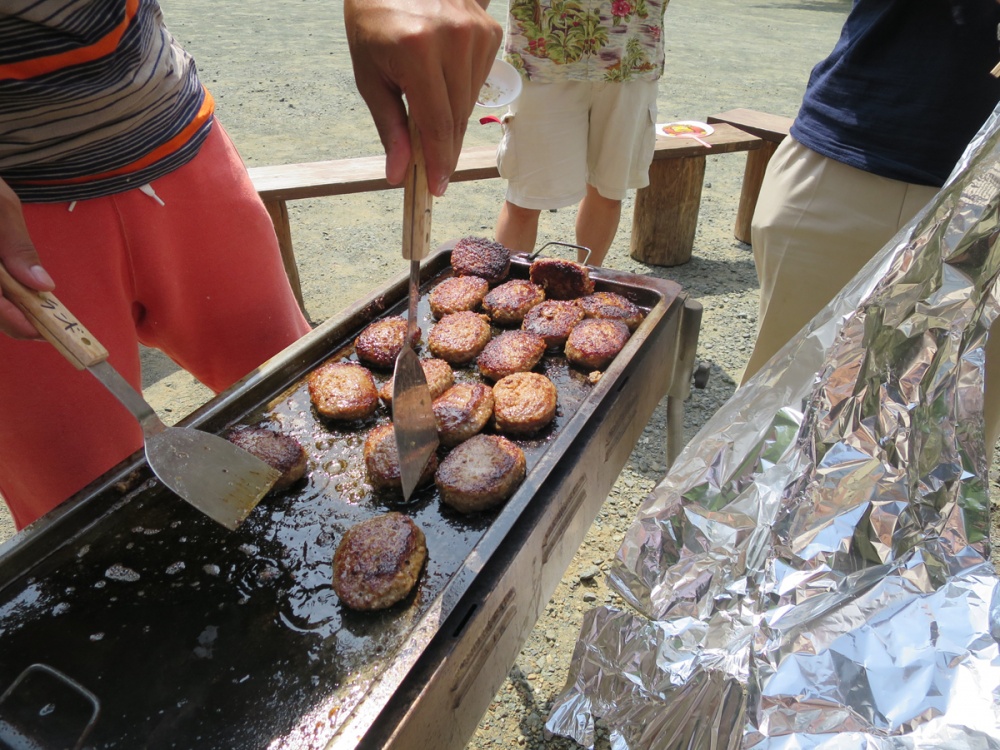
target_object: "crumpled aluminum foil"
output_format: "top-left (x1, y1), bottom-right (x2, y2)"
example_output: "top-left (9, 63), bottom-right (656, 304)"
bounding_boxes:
top-left (546, 106), bottom-right (1000, 749)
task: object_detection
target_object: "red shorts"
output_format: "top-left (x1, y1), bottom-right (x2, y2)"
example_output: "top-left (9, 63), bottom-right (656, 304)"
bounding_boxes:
top-left (0, 120), bottom-right (310, 528)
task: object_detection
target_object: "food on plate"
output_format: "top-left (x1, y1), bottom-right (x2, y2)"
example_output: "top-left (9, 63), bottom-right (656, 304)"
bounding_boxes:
top-left (332, 512), bottom-right (428, 611)
top-left (427, 311), bottom-right (493, 365)
top-left (482, 279), bottom-right (545, 325)
top-left (308, 361), bottom-right (380, 421)
top-left (477, 329), bottom-right (546, 381)
top-left (528, 257), bottom-right (595, 300)
top-left (435, 434), bottom-right (526, 513)
top-left (565, 318), bottom-right (631, 370)
top-left (378, 358), bottom-right (455, 407)
top-left (521, 300), bottom-right (585, 348)
top-left (428, 275), bottom-right (490, 319)
top-left (577, 291), bottom-right (645, 331)
top-left (226, 425), bottom-right (307, 492)
top-left (363, 423), bottom-right (438, 493)
top-left (491, 372), bottom-right (558, 436)
top-left (355, 316), bottom-right (420, 370)
top-left (432, 382), bottom-right (494, 446)
top-left (450, 236), bottom-right (511, 284)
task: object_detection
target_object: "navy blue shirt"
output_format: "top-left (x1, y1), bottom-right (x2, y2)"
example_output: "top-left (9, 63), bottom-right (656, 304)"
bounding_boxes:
top-left (791, 0), bottom-right (1000, 187)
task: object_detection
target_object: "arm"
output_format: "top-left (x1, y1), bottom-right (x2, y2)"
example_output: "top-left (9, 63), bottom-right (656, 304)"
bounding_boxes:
top-left (344, 0), bottom-right (503, 196)
top-left (0, 178), bottom-right (55, 339)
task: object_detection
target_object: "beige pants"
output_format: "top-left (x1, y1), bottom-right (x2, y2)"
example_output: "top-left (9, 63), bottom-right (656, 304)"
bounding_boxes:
top-left (745, 137), bottom-right (1000, 452)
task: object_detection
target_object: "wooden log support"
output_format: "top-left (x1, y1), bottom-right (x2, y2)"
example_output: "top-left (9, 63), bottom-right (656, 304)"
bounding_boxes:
top-left (630, 155), bottom-right (705, 266)
top-left (707, 109), bottom-right (794, 245)
top-left (262, 198), bottom-right (305, 313)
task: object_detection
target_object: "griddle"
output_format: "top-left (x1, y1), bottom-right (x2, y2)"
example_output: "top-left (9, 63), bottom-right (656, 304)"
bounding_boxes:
top-left (0, 245), bottom-right (696, 750)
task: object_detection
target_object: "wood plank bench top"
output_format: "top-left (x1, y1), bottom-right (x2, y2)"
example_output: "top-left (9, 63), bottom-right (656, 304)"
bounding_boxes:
top-left (249, 121), bottom-right (763, 312)
top-left (247, 122), bottom-right (761, 203)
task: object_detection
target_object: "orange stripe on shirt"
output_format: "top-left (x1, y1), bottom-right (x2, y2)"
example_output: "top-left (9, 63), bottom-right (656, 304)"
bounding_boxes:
top-left (12, 89), bottom-right (216, 187)
top-left (0, 0), bottom-right (140, 81)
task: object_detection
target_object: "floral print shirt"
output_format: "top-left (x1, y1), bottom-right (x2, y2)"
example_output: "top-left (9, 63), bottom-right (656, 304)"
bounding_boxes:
top-left (504, 0), bottom-right (669, 83)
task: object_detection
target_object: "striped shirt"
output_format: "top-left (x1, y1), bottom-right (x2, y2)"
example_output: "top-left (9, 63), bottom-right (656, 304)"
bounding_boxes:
top-left (0, 0), bottom-right (214, 202)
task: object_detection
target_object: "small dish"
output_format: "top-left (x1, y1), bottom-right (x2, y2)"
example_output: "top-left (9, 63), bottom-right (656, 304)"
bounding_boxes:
top-left (477, 58), bottom-right (523, 108)
top-left (657, 120), bottom-right (715, 148)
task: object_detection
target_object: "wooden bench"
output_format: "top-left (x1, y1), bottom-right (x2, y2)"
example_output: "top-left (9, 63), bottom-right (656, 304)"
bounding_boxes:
top-left (707, 108), bottom-right (794, 245)
top-left (248, 122), bottom-right (762, 310)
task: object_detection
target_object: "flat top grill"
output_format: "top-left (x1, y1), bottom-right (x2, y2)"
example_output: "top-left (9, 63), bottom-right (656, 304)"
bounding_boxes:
top-left (0, 248), bottom-right (684, 750)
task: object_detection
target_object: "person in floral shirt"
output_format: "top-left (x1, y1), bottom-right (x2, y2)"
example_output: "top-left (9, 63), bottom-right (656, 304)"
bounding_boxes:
top-left (494, 0), bottom-right (670, 266)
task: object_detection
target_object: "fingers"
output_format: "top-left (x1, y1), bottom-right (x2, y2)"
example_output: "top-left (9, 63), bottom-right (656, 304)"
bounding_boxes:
top-left (345, 0), bottom-right (503, 195)
top-left (0, 179), bottom-right (54, 340)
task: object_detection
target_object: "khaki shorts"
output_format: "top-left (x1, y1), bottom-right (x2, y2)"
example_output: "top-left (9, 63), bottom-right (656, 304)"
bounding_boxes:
top-left (497, 79), bottom-right (658, 209)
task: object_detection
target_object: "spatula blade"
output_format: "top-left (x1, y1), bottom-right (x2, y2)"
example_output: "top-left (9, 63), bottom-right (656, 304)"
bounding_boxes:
top-left (145, 427), bottom-right (281, 530)
top-left (392, 346), bottom-right (438, 500)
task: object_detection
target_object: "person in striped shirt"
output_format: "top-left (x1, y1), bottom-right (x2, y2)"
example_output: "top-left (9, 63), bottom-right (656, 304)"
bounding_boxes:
top-left (0, 0), bottom-right (501, 529)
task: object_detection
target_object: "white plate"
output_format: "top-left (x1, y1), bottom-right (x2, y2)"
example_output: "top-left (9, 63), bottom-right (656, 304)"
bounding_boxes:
top-left (656, 120), bottom-right (715, 138)
top-left (477, 58), bottom-right (522, 108)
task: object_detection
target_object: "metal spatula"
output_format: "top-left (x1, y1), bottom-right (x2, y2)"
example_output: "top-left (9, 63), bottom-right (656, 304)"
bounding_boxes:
top-left (392, 117), bottom-right (439, 500)
top-left (0, 265), bottom-right (280, 530)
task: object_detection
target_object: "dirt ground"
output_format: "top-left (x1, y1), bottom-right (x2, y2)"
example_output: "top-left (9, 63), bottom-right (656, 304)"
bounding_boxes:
top-left (7, 1), bottom-right (999, 748)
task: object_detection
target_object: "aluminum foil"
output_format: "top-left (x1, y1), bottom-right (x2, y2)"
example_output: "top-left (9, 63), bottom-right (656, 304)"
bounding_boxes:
top-left (546, 106), bottom-right (1000, 749)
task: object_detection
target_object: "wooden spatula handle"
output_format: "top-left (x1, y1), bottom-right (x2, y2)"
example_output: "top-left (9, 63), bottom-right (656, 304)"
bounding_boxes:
top-left (402, 116), bottom-right (433, 261)
top-left (0, 263), bottom-right (108, 369)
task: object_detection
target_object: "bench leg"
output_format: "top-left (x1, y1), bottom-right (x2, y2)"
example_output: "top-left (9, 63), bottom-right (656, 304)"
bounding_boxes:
top-left (733, 140), bottom-right (778, 245)
top-left (629, 155), bottom-right (706, 266)
top-left (262, 199), bottom-right (307, 315)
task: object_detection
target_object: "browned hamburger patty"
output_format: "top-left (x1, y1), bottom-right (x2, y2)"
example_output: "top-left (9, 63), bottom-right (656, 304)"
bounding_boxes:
top-left (450, 236), bottom-right (511, 284)
top-left (362, 423), bottom-right (438, 494)
top-left (432, 382), bottom-right (494, 446)
top-left (492, 372), bottom-right (558, 436)
top-left (308, 361), bottom-right (380, 421)
top-left (355, 316), bottom-right (420, 370)
top-left (481, 279), bottom-right (546, 326)
top-left (378, 357), bottom-right (455, 407)
top-left (477, 330), bottom-right (546, 381)
top-left (332, 512), bottom-right (427, 611)
top-left (428, 275), bottom-right (490, 319)
top-left (528, 257), bottom-right (595, 300)
top-left (577, 291), bottom-right (646, 331)
top-left (427, 311), bottom-right (493, 365)
top-left (564, 318), bottom-right (631, 370)
top-left (521, 300), bottom-right (585, 349)
top-left (435, 434), bottom-right (526, 513)
top-left (226, 425), bottom-right (307, 492)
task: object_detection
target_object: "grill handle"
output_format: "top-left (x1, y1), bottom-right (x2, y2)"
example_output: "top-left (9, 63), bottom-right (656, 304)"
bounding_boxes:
top-left (0, 664), bottom-right (100, 750)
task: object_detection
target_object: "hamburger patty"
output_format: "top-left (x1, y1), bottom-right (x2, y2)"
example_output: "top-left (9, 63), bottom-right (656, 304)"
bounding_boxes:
top-left (378, 357), bottom-right (455, 408)
top-left (428, 275), bottom-right (490, 319)
top-left (435, 434), bottom-right (526, 513)
top-left (332, 512), bottom-right (427, 611)
top-left (226, 425), bottom-right (308, 493)
top-left (432, 381), bottom-right (494, 446)
top-left (427, 311), bottom-right (493, 365)
top-left (577, 291), bottom-right (645, 331)
top-left (363, 422), bottom-right (438, 494)
top-left (477, 330), bottom-right (546, 382)
top-left (492, 372), bottom-right (558, 436)
top-left (482, 279), bottom-right (546, 326)
top-left (564, 318), bottom-right (631, 370)
top-left (521, 300), bottom-right (585, 349)
top-left (308, 361), bottom-right (380, 421)
top-left (355, 316), bottom-right (420, 370)
top-left (450, 236), bottom-right (511, 284)
top-left (528, 257), bottom-right (595, 300)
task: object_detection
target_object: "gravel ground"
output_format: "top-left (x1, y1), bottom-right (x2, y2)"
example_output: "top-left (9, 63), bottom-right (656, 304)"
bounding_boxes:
top-left (3, 1), bottom-right (998, 748)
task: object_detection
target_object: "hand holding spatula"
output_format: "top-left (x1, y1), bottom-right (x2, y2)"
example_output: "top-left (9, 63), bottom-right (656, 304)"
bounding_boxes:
top-left (0, 265), bottom-right (280, 530)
